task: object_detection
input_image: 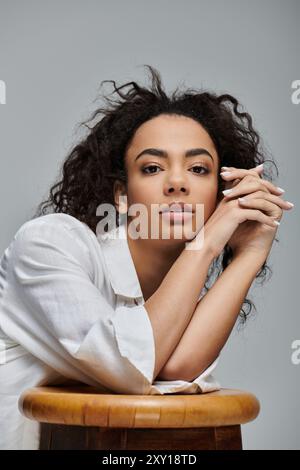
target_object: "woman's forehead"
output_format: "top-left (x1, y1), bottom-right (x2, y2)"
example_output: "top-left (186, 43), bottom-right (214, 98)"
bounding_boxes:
top-left (126, 115), bottom-right (218, 163)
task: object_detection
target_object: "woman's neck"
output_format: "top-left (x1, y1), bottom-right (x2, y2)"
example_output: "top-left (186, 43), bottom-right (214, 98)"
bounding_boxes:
top-left (126, 224), bottom-right (185, 301)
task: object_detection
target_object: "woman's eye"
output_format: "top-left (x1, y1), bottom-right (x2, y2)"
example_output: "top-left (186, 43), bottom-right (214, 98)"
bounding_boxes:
top-left (142, 165), bottom-right (161, 174)
top-left (190, 166), bottom-right (209, 175)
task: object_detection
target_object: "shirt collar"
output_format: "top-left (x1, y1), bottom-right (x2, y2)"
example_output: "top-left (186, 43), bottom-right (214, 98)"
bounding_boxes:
top-left (98, 221), bottom-right (144, 300)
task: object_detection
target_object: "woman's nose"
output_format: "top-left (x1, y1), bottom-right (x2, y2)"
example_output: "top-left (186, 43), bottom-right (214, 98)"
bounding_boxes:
top-left (164, 173), bottom-right (189, 194)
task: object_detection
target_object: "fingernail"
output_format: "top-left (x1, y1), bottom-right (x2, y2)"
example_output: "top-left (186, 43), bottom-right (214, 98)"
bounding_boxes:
top-left (222, 189), bottom-right (233, 195)
top-left (238, 197), bottom-right (246, 203)
top-left (221, 166), bottom-right (229, 170)
top-left (220, 171), bottom-right (231, 176)
top-left (255, 164), bottom-right (264, 169)
top-left (273, 220), bottom-right (280, 226)
top-left (277, 187), bottom-right (285, 193)
top-left (286, 201), bottom-right (294, 208)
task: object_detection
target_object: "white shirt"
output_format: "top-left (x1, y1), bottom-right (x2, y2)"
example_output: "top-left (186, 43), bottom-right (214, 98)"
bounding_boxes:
top-left (0, 213), bottom-right (221, 449)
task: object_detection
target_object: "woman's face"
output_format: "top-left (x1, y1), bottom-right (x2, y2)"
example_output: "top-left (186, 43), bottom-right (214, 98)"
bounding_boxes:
top-left (114, 113), bottom-right (220, 244)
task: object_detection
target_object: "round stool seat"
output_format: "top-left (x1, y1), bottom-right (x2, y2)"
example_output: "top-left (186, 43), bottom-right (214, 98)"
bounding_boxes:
top-left (19, 385), bottom-right (260, 450)
top-left (20, 385), bottom-right (259, 428)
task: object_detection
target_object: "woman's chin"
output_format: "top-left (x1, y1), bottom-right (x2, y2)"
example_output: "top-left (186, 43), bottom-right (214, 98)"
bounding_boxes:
top-left (156, 224), bottom-right (198, 243)
top-left (126, 215), bottom-right (200, 242)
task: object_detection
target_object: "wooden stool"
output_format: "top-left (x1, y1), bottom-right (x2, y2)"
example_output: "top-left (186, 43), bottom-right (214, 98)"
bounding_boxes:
top-left (19, 385), bottom-right (260, 450)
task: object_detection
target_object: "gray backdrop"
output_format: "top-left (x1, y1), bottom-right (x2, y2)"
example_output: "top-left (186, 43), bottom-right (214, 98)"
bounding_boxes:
top-left (0, 0), bottom-right (299, 450)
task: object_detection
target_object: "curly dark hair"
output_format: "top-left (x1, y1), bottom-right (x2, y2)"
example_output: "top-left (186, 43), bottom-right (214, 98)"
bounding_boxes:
top-left (32, 64), bottom-right (279, 329)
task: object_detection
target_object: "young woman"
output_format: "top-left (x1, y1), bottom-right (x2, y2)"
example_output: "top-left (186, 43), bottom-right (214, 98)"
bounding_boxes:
top-left (0, 65), bottom-right (293, 449)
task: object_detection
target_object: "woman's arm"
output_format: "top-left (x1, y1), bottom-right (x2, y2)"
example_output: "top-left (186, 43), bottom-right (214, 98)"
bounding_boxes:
top-left (145, 243), bottom-right (216, 381)
top-left (157, 250), bottom-right (267, 382)
top-left (149, 169), bottom-right (285, 382)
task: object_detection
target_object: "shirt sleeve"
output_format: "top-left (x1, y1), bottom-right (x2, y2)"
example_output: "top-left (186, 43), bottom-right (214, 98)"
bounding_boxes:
top-left (0, 220), bottom-right (156, 395)
top-left (149, 354), bottom-right (221, 395)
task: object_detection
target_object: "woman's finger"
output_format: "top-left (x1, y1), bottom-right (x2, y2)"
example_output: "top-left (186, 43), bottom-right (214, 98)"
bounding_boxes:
top-left (220, 165), bottom-right (263, 193)
top-left (221, 169), bottom-right (263, 182)
top-left (238, 192), bottom-right (294, 211)
top-left (222, 174), bottom-right (285, 198)
top-left (238, 207), bottom-right (281, 228)
top-left (238, 197), bottom-right (282, 220)
top-left (230, 178), bottom-right (241, 188)
top-left (221, 164), bottom-right (264, 175)
top-left (221, 168), bottom-right (260, 192)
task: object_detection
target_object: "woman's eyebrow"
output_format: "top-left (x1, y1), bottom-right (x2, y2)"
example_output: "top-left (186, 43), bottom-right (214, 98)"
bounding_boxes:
top-left (135, 147), bottom-right (214, 162)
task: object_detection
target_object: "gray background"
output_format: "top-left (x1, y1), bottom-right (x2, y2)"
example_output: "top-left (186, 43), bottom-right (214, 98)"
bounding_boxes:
top-left (0, 0), bottom-right (299, 449)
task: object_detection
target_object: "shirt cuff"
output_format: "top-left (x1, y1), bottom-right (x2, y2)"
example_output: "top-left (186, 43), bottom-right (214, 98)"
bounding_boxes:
top-left (110, 304), bottom-right (156, 391)
top-left (147, 355), bottom-right (221, 395)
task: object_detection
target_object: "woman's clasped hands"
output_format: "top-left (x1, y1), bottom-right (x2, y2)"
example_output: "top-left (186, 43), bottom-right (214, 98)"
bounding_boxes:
top-left (220, 163), bottom-right (294, 258)
top-left (199, 163), bottom-right (294, 260)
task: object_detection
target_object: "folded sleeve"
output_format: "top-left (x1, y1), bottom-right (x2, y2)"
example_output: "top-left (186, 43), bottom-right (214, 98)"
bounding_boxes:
top-left (0, 220), bottom-right (155, 395)
top-left (149, 354), bottom-right (221, 395)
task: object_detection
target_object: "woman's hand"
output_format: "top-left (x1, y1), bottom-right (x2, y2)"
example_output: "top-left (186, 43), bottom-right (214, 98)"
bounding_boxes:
top-left (190, 165), bottom-right (294, 260)
top-left (219, 165), bottom-right (294, 258)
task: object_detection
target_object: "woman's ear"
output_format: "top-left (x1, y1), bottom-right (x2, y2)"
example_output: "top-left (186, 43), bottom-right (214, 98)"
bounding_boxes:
top-left (113, 180), bottom-right (128, 214)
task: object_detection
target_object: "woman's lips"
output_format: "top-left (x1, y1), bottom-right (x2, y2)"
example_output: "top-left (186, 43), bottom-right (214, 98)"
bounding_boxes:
top-left (160, 211), bottom-right (194, 223)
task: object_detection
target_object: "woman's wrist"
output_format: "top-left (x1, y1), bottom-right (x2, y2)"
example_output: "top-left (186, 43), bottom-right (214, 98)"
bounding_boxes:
top-left (231, 248), bottom-right (269, 271)
top-left (185, 232), bottom-right (217, 263)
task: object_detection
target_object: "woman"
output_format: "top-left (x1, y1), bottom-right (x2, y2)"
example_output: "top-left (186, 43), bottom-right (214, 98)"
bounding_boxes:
top-left (0, 65), bottom-right (294, 449)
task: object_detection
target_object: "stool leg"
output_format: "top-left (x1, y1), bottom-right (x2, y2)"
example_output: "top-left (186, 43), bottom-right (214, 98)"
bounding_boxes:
top-left (40, 423), bottom-right (242, 450)
top-left (214, 425), bottom-right (242, 450)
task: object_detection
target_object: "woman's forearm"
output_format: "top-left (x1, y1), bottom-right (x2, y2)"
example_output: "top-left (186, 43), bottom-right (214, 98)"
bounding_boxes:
top-left (145, 241), bottom-right (216, 382)
top-left (158, 251), bottom-right (267, 382)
